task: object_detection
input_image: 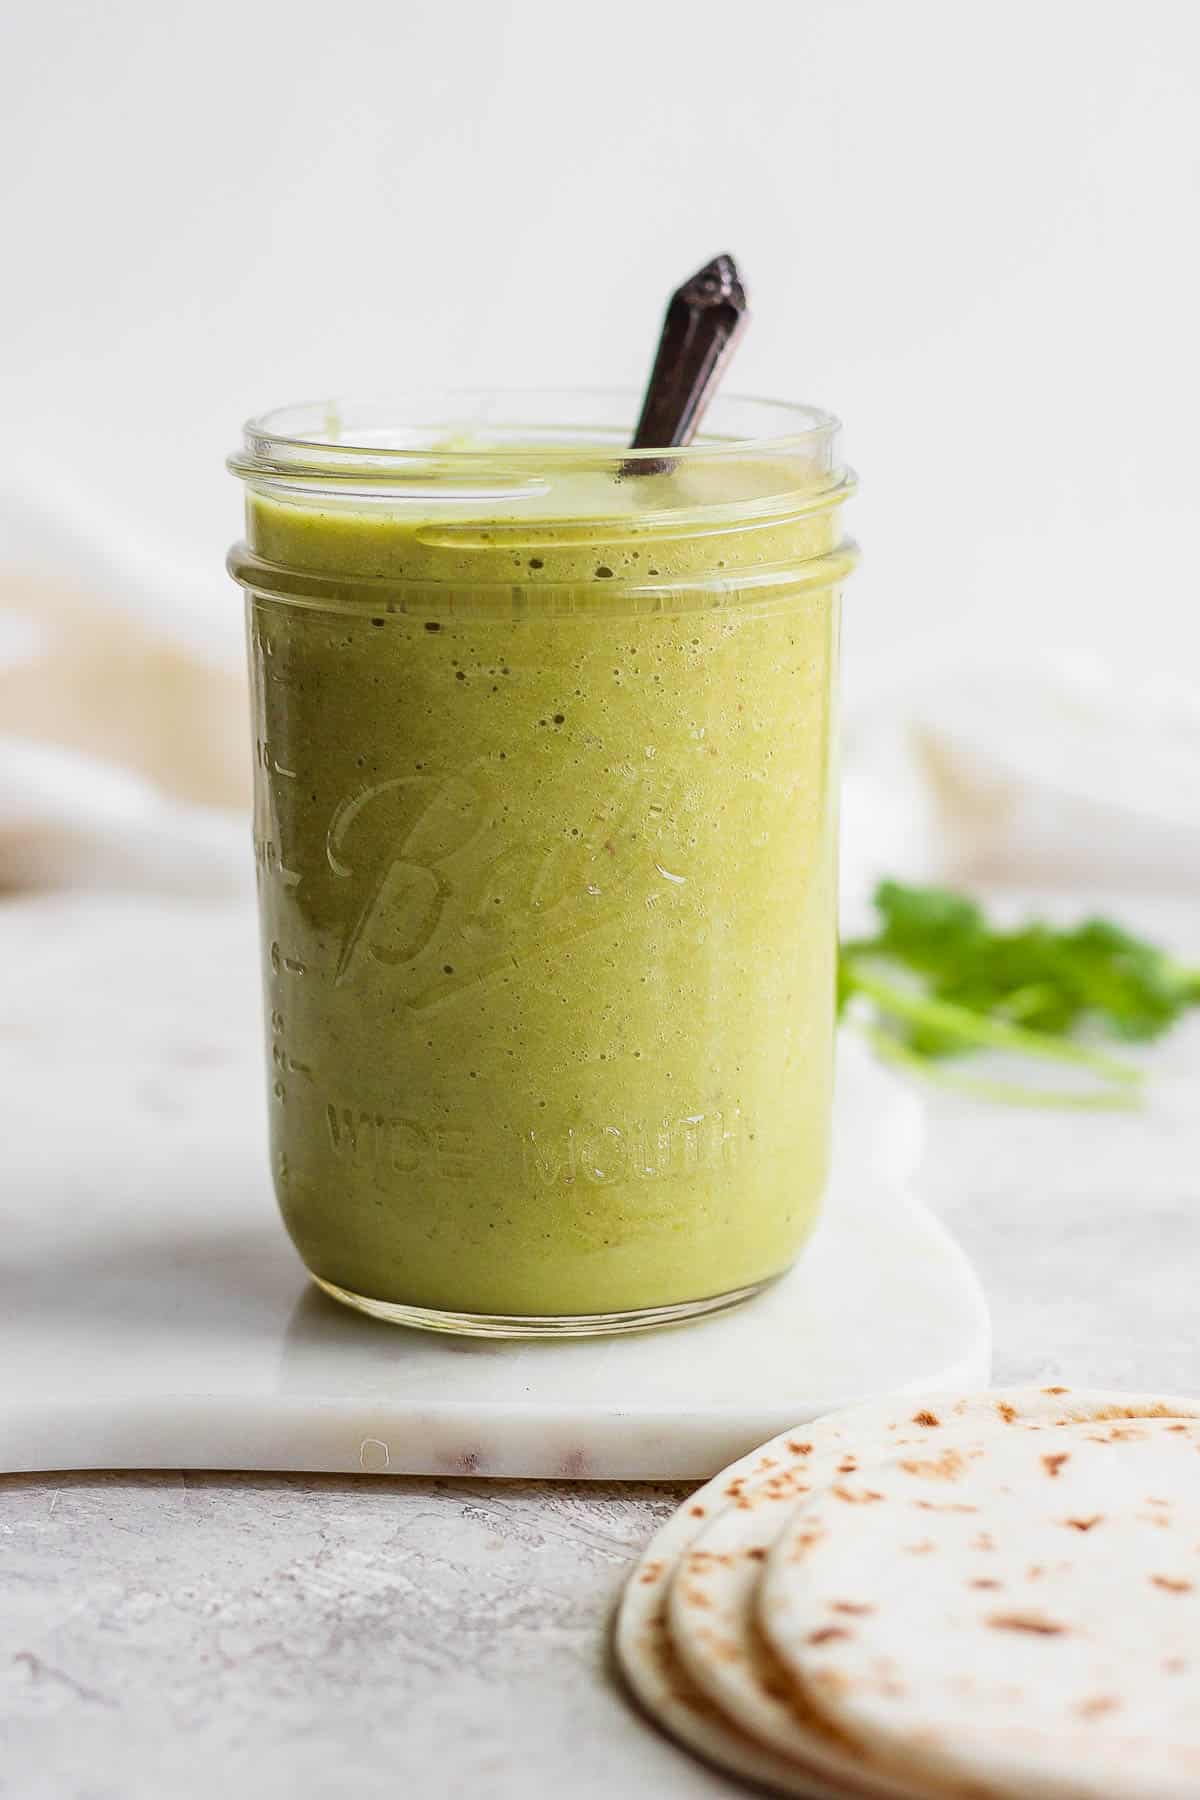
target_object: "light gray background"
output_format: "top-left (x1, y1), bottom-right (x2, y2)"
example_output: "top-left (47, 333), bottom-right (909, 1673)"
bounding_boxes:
top-left (3, 0), bottom-right (1200, 699)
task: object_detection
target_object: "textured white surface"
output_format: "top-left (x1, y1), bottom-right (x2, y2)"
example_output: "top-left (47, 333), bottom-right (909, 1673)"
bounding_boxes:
top-left (3, 890), bottom-right (1198, 1798)
top-left (0, 892), bottom-right (986, 1483)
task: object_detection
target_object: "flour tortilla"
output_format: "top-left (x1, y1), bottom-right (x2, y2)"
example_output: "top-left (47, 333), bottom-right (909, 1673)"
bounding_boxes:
top-left (617, 1386), bottom-right (1175, 1796)
top-left (616, 1430), bottom-right (873, 1797)
top-left (762, 1414), bottom-right (1200, 1800)
top-left (668, 1388), bottom-right (1200, 1779)
top-left (616, 1584), bottom-right (875, 1799)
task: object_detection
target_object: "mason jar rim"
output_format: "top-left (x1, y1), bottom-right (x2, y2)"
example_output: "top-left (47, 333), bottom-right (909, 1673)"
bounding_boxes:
top-left (228, 387), bottom-right (842, 485)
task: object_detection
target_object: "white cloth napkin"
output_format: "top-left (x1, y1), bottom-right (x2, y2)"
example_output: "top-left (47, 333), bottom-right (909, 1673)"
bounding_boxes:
top-left (0, 474), bottom-right (249, 895)
top-left (841, 654), bottom-right (1200, 926)
top-left (0, 735), bottom-right (250, 896)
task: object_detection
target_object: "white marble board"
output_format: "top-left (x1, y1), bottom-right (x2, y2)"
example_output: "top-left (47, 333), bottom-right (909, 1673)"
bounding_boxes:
top-left (0, 893), bottom-right (989, 1480)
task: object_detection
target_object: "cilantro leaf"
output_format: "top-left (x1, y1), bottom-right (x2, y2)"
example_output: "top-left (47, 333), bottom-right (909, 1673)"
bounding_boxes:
top-left (840, 883), bottom-right (1200, 1107)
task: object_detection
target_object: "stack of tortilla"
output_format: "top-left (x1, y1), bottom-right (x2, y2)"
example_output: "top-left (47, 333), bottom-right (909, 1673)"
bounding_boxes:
top-left (616, 1387), bottom-right (1200, 1798)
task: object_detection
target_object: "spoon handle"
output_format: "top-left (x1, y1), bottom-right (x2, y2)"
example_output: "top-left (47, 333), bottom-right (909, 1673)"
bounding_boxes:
top-left (627, 254), bottom-right (749, 467)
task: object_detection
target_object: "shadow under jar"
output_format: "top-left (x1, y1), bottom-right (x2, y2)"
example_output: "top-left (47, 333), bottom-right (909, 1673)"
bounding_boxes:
top-left (227, 390), bottom-right (857, 1336)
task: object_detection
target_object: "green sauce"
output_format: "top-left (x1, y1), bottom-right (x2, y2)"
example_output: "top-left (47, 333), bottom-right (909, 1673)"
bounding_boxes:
top-left (241, 456), bottom-right (845, 1320)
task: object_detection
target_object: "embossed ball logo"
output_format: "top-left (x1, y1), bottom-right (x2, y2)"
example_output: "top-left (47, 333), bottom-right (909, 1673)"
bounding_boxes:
top-left (325, 760), bottom-right (688, 1007)
top-left (326, 773), bottom-right (485, 982)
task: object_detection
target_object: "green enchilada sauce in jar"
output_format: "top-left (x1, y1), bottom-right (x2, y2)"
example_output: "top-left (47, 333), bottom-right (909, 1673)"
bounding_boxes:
top-left (228, 393), bottom-right (855, 1333)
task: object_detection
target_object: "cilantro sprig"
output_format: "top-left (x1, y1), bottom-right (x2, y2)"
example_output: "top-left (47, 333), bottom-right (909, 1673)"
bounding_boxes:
top-left (840, 883), bottom-right (1200, 1107)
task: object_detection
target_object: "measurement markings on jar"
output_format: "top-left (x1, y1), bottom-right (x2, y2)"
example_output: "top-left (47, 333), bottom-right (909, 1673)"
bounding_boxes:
top-left (270, 940), bottom-right (308, 976)
top-left (255, 735), bottom-right (297, 779)
top-left (253, 832), bottom-right (301, 887)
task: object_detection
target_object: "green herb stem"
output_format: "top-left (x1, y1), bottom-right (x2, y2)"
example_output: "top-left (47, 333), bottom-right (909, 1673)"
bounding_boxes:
top-left (844, 965), bottom-right (1143, 1087)
top-left (1167, 961), bottom-right (1200, 1003)
top-left (859, 1023), bottom-right (1144, 1111)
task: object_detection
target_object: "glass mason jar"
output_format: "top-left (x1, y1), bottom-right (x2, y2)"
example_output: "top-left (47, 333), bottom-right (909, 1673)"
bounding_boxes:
top-left (227, 390), bottom-right (856, 1336)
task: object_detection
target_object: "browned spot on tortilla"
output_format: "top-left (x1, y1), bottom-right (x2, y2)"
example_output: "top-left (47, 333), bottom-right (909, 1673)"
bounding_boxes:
top-left (970, 1578), bottom-right (1002, 1590)
top-left (807, 1625), bottom-right (851, 1646)
top-left (696, 1627), bottom-right (741, 1665)
top-left (789, 1529), bottom-right (826, 1562)
top-left (907, 1539), bottom-right (937, 1555)
top-left (1138, 1512), bottom-right (1170, 1529)
top-left (1043, 1386), bottom-right (1069, 1395)
top-left (725, 1477), bottom-right (745, 1498)
top-left (1066, 1516), bottom-right (1103, 1532)
top-left (988, 1612), bottom-right (1067, 1636)
top-left (689, 1504), bottom-right (706, 1517)
top-left (810, 1668), bottom-right (852, 1698)
top-left (1027, 1565), bottom-right (1046, 1581)
top-left (682, 1585), bottom-right (713, 1609)
top-left (832, 1601), bottom-right (875, 1615)
top-left (678, 1687), bottom-right (719, 1718)
top-left (638, 1560), bottom-right (664, 1585)
top-left (1165, 1657), bottom-right (1188, 1674)
top-left (1152, 1575), bottom-right (1194, 1594)
top-left (832, 1485), bottom-right (885, 1505)
top-left (1167, 1424), bottom-right (1189, 1433)
top-left (656, 1636), bottom-right (716, 1713)
top-left (1087, 1403), bottom-right (1180, 1423)
top-left (972, 1532), bottom-right (997, 1552)
top-left (836, 1458), bottom-right (858, 1474)
top-left (914, 1499), bottom-right (979, 1515)
top-left (787, 1441), bottom-right (813, 1457)
top-left (1077, 1695), bottom-right (1120, 1718)
top-left (1043, 1452), bottom-right (1070, 1478)
top-left (900, 1448), bottom-right (968, 1483)
top-left (1108, 1426), bottom-right (1147, 1441)
top-left (763, 1471), bottom-right (809, 1502)
top-left (912, 1409), bottom-right (941, 1428)
top-left (686, 1549), bottom-right (733, 1572)
top-left (996, 1402), bottom-right (1018, 1423)
top-left (745, 1546), bottom-right (767, 1562)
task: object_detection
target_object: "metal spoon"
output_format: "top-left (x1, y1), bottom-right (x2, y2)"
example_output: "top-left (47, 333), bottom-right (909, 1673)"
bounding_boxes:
top-left (625, 254), bottom-right (749, 473)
